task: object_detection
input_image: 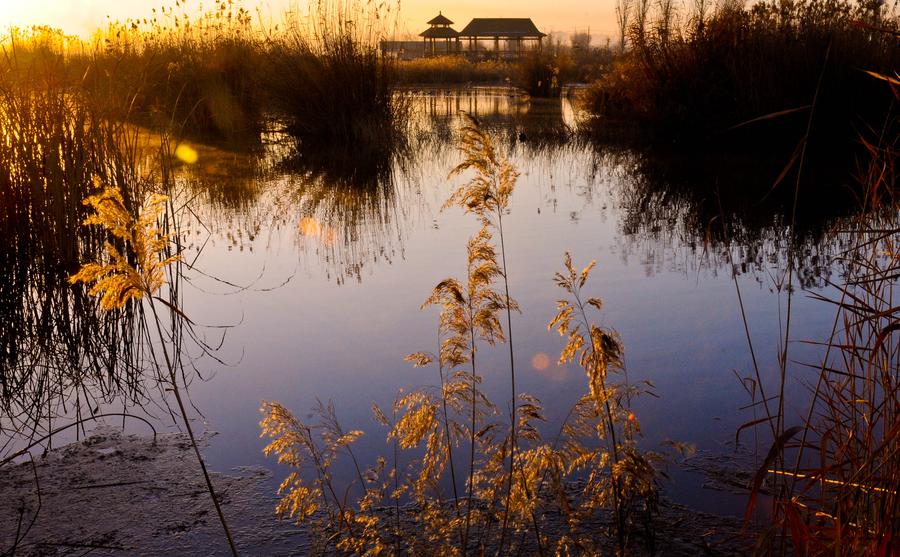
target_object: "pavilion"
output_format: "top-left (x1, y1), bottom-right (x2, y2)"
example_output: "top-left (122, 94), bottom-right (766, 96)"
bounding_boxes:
top-left (418, 13), bottom-right (546, 58)
top-left (420, 13), bottom-right (460, 56)
top-left (458, 18), bottom-right (546, 56)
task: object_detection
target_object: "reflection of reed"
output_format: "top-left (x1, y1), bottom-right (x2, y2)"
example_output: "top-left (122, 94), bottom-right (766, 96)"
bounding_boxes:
top-left (169, 127), bottom-right (418, 284)
top-left (417, 90), bottom-right (858, 285)
top-left (279, 140), bottom-right (410, 284)
top-left (0, 79), bottom-right (149, 448)
top-left (176, 89), bottom-right (857, 292)
top-left (602, 147), bottom-right (853, 286)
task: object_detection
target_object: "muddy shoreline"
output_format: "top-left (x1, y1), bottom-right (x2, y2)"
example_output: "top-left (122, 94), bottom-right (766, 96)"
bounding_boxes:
top-left (1, 429), bottom-right (758, 556)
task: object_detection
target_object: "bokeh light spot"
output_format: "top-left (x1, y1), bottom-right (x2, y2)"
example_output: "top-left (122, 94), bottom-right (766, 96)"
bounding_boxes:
top-left (175, 144), bottom-right (198, 164)
top-left (531, 352), bottom-right (550, 370)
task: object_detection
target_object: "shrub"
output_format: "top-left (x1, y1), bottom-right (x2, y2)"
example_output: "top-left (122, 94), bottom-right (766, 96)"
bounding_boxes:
top-left (585, 0), bottom-right (900, 143)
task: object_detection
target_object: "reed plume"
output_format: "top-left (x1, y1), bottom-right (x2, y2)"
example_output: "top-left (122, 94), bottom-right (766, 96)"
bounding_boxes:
top-left (261, 118), bottom-right (669, 555)
top-left (71, 183), bottom-right (238, 556)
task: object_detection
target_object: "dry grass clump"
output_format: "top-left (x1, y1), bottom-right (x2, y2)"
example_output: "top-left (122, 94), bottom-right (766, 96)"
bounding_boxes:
top-left (262, 0), bottom-right (404, 152)
top-left (396, 56), bottom-right (513, 85)
top-left (82, 0), bottom-right (262, 140)
top-left (585, 0), bottom-right (900, 142)
top-left (734, 76), bottom-right (900, 553)
top-left (261, 116), bottom-right (673, 554)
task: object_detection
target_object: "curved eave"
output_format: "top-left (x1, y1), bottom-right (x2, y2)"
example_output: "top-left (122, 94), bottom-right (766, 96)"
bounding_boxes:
top-left (419, 28), bottom-right (460, 39)
top-left (457, 32), bottom-right (546, 38)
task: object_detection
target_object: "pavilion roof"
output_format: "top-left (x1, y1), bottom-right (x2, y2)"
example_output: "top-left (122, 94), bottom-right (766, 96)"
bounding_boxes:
top-left (420, 26), bottom-right (460, 38)
top-left (427, 13), bottom-right (454, 25)
top-left (458, 18), bottom-right (546, 38)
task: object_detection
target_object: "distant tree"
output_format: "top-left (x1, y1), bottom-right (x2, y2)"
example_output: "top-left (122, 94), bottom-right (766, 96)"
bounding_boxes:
top-left (615, 0), bottom-right (631, 52)
top-left (571, 30), bottom-right (592, 50)
top-left (692, 0), bottom-right (709, 36)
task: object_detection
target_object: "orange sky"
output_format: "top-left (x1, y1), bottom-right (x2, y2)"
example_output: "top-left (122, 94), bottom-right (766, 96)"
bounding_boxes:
top-left (0, 0), bottom-right (618, 41)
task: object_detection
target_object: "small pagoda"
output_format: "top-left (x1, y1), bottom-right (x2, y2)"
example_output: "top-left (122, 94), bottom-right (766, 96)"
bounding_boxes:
top-left (420, 12), bottom-right (460, 56)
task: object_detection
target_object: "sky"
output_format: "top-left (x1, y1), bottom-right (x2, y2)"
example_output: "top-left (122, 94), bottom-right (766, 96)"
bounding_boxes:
top-left (0, 0), bottom-right (618, 41)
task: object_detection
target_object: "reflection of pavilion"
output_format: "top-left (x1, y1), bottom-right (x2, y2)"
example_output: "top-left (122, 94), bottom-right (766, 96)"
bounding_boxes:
top-left (381, 13), bottom-right (546, 60)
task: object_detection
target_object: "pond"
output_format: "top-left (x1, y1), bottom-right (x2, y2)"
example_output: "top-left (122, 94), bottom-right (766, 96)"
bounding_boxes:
top-left (2, 88), bottom-right (855, 525)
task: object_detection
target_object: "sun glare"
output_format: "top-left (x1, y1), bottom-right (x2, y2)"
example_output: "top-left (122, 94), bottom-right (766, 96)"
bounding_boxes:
top-left (1, 1), bottom-right (617, 41)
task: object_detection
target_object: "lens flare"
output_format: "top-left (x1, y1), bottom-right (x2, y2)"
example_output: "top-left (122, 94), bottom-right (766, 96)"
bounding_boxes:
top-left (174, 144), bottom-right (199, 164)
top-left (531, 352), bottom-right (550, 370)
top-left (298, 217), bottom-right (336, 245)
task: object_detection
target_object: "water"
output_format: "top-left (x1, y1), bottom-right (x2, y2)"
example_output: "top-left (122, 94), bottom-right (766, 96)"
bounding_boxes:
top-left (3, 88), bottom-right (852, 518)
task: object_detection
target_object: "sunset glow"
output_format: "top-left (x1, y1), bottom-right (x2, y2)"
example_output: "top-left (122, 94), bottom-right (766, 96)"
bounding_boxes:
top-left (0, 0), bottom-right (617, 40)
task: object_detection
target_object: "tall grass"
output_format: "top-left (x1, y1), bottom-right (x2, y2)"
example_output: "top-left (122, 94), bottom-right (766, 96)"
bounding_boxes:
top-left (735, 72), bottom-right (899, 553)
top-left (81, 1), bottom-right (262, 141)
top-left (395, 45), bottom-right (615, 94)
top-left (263, 0), bottom-right (404, 152)
top-left (6, 0), bottom-right (406, 151)
top-left (396, 56), bottom-right (513, 86)
top-left (0, 41), bottom-right (150, 445)
top-left (260, 117), bottom-right (672, 554)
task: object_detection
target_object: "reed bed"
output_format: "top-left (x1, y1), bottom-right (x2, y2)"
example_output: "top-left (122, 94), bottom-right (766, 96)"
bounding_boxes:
top-left (6, 0), bottom-right (406, 152)
top-left (396, 45), bottom-right (614, 96)
top-left (397, 56), bottom-right (513, 86)
top-left (731, 68), bottom-right (899, 553)
top-left (262, 0), bottom-right (404, 151)
top-left (585, 0), bottom-right (900, 143)
top-left (0, 44), bottom-right (151, 447)
top-left (79, 1), bottom-right (262, 141)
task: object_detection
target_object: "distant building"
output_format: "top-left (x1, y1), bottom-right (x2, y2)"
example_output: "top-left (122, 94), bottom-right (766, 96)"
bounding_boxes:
top-left (381, 13), bottom-right (546, 60)
top-left (420, 12), bottom-right (460, 57)
top-left (458, 18), bottom-right (546, 57)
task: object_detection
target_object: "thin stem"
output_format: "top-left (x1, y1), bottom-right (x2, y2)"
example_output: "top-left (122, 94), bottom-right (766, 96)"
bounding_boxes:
top-left (148, 300), bottom-right (239, 557)
top-left (437, 328), bottom-right (463, 542)
top-left (462, 296), bottom-right (478, 555)
top-left (496, 211), bottom-right (519, 556)
top-left (573, 288), bottom-right (626, 553)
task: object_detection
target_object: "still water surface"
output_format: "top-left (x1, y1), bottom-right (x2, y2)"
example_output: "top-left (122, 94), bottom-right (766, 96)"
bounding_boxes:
top-left (158, 89), bottom-right (848, 516)
top-left (8, 88), bottom-right (853, 518)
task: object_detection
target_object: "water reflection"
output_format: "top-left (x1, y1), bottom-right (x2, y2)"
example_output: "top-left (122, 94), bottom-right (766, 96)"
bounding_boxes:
top-left (600, 147), bottom-right (853, 287)
top-left (2, 87), bottom-right (864, 482)
top-left (170, 87), bottom-right (854, 289)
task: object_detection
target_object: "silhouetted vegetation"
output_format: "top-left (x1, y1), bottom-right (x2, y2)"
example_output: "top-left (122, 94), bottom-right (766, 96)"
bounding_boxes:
top-left (397, 56), bottom-right (513, 85)
top-left (585, 0), bottom-right (899, 144)
top-left (2, 0), bottom-right (405, 153)
top-left (737, 75), bottom-right (899, 554)
top-left (396, 42), bottom-right (616, 96)
top-left (82, 1), bottom-right (263, 141)
top-left (263, 0), bottom-right (405, 150)
top-left (0, 49), bottom-right (152, 439)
